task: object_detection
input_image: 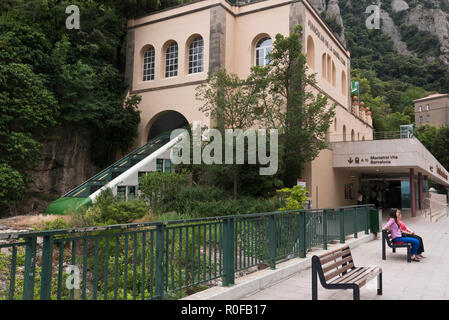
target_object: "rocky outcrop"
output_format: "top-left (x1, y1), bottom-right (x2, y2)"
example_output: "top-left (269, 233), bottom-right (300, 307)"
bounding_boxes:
top-left (380, 8), bottom-right (413, 55)
top-left (391, 0), bottom-right (409, 12)
top-left (310, 0), bottom-right (449, 70)
top-left (19, 128), bottom-right (98, 215)
top-left (326, 0), bottom-right (347, 46)
top-left (308, 0), bottom-right (326, 13)
top-left (405, 4), bottom-right (449, 67)
top-left (308, 0), bottom-right (346, 46)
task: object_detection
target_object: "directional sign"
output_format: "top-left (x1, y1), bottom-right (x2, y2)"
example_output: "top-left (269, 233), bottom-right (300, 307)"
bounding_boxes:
top-left (350, 81), bottom-right (359, 94)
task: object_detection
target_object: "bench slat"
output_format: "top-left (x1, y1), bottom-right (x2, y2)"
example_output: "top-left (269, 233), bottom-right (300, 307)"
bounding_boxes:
top-left (319, 247), bottom-right (352, 265)
top-left (354, 267), bottom-right (382, 287)
top-left (322, 255), bottom-right (354, 274)
top-left (324, 262), bottom-right (355, 282)
top-left (331, 266), bottom-right (379, 285)
top-left (318, 245), bottom-right (350, 259)
top-left (329, 267), bottom-right (365, 284)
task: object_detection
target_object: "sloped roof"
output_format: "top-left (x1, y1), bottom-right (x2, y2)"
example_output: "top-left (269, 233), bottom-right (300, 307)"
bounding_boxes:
top-left (413, 93), bottom-right (449, 103)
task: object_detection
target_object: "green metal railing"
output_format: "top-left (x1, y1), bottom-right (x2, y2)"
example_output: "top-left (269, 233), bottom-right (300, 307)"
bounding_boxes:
top-left (0, 204), bottom-right (377, 300)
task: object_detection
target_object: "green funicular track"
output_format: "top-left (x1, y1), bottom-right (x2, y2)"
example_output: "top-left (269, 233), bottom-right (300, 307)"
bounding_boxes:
top-left (45, 132), bottom-right (175, 215)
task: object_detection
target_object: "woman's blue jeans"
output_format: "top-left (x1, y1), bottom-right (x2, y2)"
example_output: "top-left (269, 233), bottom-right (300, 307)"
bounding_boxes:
top-left (393, 237), bottom-right (420, 255)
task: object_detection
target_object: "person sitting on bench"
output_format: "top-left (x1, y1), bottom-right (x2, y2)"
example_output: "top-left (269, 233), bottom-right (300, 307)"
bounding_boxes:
top-left (397, 210), bottom-right (425, 259)
top-left (383, 208), bottom-right (421, 262)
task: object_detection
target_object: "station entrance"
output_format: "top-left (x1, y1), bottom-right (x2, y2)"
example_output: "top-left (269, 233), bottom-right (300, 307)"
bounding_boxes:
top-left (360, 174), bottom-right (421, 211)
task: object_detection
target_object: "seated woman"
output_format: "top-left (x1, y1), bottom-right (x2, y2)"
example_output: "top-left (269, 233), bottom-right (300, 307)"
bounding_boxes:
top-left (383, 208), bottom-right (421, 262)
top-left (397, 210), bottom-right (425, 259)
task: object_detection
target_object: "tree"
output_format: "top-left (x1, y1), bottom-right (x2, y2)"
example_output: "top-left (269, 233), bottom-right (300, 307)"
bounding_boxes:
top-left (251, 25), bottom-right (335, 187)
top-left (195, 69), bottom-right (264, 198)
top-left (0, 63), bottom-right (58, 214)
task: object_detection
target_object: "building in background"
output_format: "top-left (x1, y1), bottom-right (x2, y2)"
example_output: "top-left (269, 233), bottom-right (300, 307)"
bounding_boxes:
top-left (414, 93), bottom-right (449, 127)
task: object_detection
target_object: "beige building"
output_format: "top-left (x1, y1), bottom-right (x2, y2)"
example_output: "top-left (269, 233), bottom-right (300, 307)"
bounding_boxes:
top-left (414, 93), bottom-right (449, 128)
top-left (123, 0), bottom-right (449, 215)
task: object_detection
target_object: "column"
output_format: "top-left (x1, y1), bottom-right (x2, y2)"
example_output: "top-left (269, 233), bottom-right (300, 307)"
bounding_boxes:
top-left (410, 168), bottom-right (416, 217)
top-left (418, 172), bottom-right (422, 210)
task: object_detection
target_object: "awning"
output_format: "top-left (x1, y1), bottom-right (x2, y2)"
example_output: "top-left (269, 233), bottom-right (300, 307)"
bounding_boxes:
top-left (332, 137), bottom-right (449, 187)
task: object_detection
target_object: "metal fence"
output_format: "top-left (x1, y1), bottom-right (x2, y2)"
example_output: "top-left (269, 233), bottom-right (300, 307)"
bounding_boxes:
top-left (0, 204), bottom-right (378, 300)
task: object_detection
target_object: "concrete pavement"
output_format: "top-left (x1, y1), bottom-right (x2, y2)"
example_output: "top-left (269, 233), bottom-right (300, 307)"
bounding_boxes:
top-left (241, 210), bottom-right (449, 300)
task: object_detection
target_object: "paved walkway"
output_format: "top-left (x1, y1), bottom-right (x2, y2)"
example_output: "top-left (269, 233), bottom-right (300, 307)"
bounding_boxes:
top-left (241, 211), bottom-right (449, 300)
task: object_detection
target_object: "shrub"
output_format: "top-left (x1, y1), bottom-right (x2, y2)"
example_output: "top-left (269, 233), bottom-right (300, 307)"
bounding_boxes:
top-left (41, 217), bottom-right (70, 230)
top-left (69, 188), bottom-right (149, 227)
top-left (139, 172), bottom-right (188, 214)
top-left (97, 199), bottom-right (149, 225)
top-left (171, 185), bottom-right (227, 214)
top-left (276, 185), bottom-right (308, 211)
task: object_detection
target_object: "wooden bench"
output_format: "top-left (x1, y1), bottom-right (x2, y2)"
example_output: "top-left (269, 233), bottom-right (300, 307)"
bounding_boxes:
top-left (382, 229), bottom-right (411, 263)
top-left (311, 245), bottom-right (382, 300)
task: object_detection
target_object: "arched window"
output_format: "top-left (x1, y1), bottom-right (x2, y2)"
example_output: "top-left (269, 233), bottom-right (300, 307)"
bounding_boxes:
top-left (332, 61), bottom-right (336, 87)
top-left (343, 125), bottom-right (346, 142)
top-left (165, 41), bottom-right (178, 78)
top-left (143, 46), bottom-right (155, 81)
top-left (307, 36), bottom-right (315, 70)
top-left (188, 36), bottom-right (204, 74)
top-left (255, 37), bottom-right (272, 66)
top-left (322, 53), bottom-right (327, 79)
top-left (341, 71), bottom-right (347, 96)
top-left (327, 55), bottom-right (331, 82)
top-left (334, 117), bottom-right (337, 132)
top-left (351, 129), bottom-right (355, 141)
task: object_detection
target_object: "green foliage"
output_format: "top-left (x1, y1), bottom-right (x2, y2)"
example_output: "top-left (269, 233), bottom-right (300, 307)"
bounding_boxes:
top-left (139, 172), bottom-right (189, 214)
top-left (41, 217), bottom-right (70, 230)
top-left (276, 185), bottom-right (308, 211)
top-left (258, 25), bottom-right (335, 186)
top-left (0, 162), bottom-right (25, 214)
top-left (166, 184), bottom-right (282, 217)
top-left (350, 68), bottom-right (431, 132)
top-left (399, 24), bottom-right (441, 57)
top-left (69, 188), bottom-right (149, 227)
top-left (0, 0), bottom-right (145, 214)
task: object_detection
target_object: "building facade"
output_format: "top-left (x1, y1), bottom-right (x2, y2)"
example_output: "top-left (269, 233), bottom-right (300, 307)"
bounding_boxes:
top-left (123, 0), bottom-right (448, 214)
top-left (414, 93), bottom-right (449, 128)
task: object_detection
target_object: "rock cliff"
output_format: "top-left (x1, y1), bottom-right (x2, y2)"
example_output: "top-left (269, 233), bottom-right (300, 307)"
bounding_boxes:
top-left (308, 0), bottom-right (449, 69)
top-left (19, 128), bottom-right (98, 215)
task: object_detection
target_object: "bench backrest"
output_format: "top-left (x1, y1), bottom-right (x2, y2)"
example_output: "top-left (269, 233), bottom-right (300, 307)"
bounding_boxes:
top-left (383, 229), bottom-right (411, 247)
top-left (382, 229), bottom-right (394, 246)
top-left (313, 245), bottom-right (355, 282)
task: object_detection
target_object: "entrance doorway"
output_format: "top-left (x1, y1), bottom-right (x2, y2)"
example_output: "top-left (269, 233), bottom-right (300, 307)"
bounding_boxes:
top-left (360, 178), bottom-right (405, 210)
top-left (147, 110), bottom-right (189, 141)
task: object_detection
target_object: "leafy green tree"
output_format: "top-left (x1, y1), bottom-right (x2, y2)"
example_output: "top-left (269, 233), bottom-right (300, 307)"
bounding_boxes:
top-left (0, 63), bottom-right (58, 214)
top-left (385, 112), bottom-right (411, 132)
top-left (196, 69), bottom-right (270, 198)
top-left (252, 25), bottom-right (335, 187)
